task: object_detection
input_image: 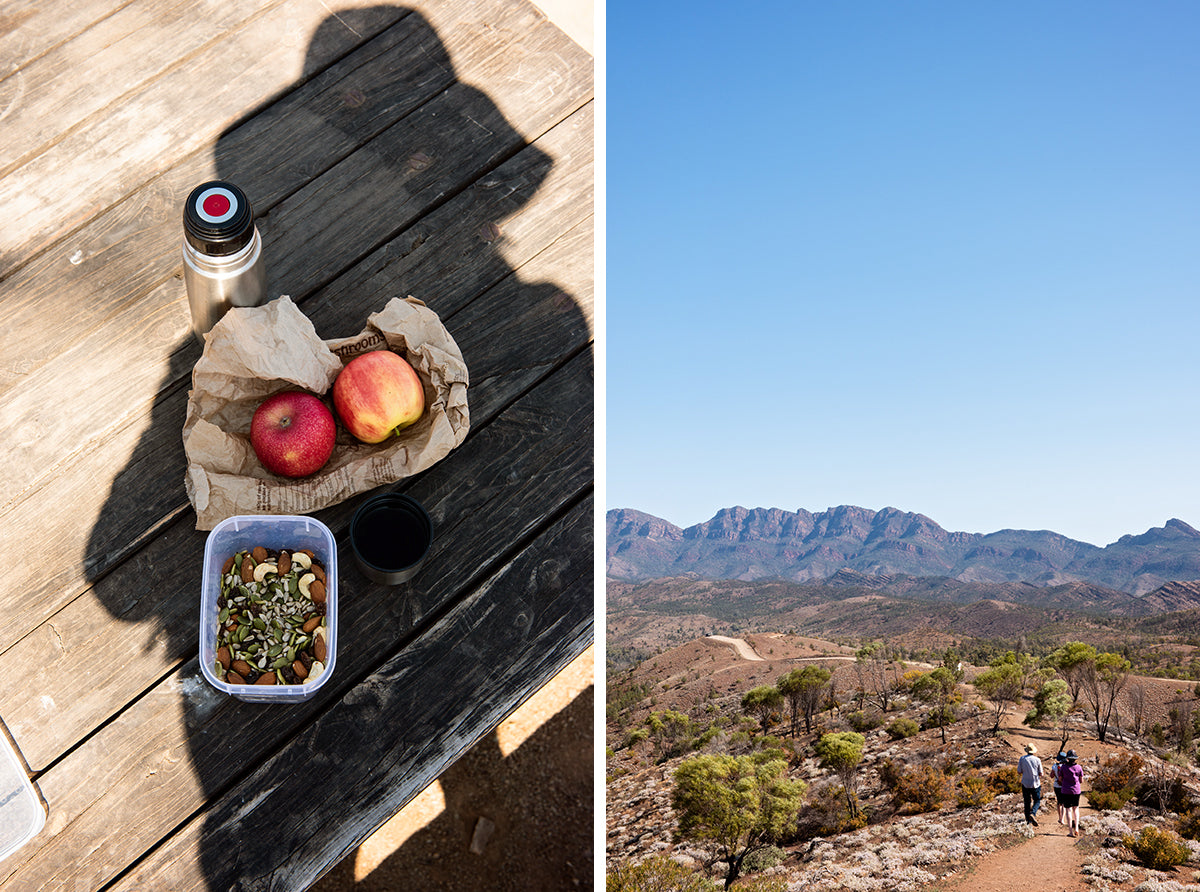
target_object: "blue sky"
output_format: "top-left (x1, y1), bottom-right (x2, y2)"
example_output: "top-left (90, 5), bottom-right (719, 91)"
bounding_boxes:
top-left (605, 1), bottom-right (1200, 547)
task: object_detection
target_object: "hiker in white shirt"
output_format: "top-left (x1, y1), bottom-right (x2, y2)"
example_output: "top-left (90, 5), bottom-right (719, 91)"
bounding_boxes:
top-left (1018, 743), bottom-right (1044, 827)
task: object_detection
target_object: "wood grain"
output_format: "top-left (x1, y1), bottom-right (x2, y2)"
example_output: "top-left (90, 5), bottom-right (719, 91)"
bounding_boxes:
top-left (0, 0), bottom-right (592, 884)
top-left (1, 353), bottom-right (592, 889)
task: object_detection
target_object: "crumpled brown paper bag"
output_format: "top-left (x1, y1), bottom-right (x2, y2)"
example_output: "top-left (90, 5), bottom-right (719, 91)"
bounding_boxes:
top-left (183, 295), bottom-right (469, 529)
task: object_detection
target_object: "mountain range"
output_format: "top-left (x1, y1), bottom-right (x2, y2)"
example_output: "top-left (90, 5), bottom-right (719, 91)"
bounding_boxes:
top-left (606, 505), bottom-right (1200, 596)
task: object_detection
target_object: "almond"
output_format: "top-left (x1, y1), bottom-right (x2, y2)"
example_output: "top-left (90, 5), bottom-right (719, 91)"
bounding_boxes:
top-left (291, 660), bottom-right (309, 680)
top-left (311, 563), bottom-right (326, 583)
top-left (255, 672), bottom-right (277, 685)
top-left (240, 554), bottom-right (255, 583)
top-left (221, 555), bottom-right (235, 575)
top-left (302, 616), bottom-right (322, 634)
top-left (309, 579), bottom-right (327, 605)
top-left (216, 646), bottom-right (231, 670)
top-left (277, 551), bottom-right (292, 576)
top-left (231, 659), bottom-right (253, 677)
top-left (227, 671), bottom-right (246, 685)
top-left (252, 546), bottom-right (269, 563)
top-left (314, 635), bottom-right (327, 663)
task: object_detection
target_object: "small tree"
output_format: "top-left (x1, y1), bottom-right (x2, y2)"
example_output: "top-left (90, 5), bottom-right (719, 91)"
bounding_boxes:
top-left (814, 731), bottom-right (865, 818)
top-left (742, 685), bottom-right (784, 735)
top-left (912, 666), bottom-right (960, 744)
top-left (777, 665), bottom-right (831, 736)
top-left (974, 654), bottom-right (1034, 734)
top-left (646, 709), bottom-right (694, 761)
top-left (1079, 652), bottom-right (1130, 743)
top-left (1026, 678), bottom-right (1072, 750)
top-left (1047, 642), bottom-right (1098, 706)
top-left (1126, 678), bottom-right (1148, 738)
top-left (672, 751), bottom-right (806, 889)
top-left (855, 643), bottom-right (899, 712)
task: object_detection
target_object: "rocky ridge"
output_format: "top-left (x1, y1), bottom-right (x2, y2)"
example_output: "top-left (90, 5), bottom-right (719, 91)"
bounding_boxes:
top-left (607, 506), bottom-right (1200, 595)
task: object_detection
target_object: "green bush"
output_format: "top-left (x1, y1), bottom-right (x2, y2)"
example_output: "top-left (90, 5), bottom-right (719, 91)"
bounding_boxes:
top-left (736, 878), bottom-right (787, 892)
top-left (606, 855), bottom-right (714, 892)
top-left (1087, 788), bottom-right (1134, 811)
top-left (742, 845), bottom-right (785, 873)
top-left (1122, 825), bottom-right (1191, 871)
top-left (623, 728), bottom-right (649, 749)
top-left (847, 710), bottom-right (882, 732)
top-left (886, 718), bottom-right (920, 740)
top-left (955, 770), bottom-right (996, 808)
top-left (892, 763), bottom-right (951, 814)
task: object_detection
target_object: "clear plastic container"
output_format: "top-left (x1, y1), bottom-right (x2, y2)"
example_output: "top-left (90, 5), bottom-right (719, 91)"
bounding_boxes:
top-left (199, 515), bottom-right (338, 703)
top-left (0, 733), bottom-right (44, 864)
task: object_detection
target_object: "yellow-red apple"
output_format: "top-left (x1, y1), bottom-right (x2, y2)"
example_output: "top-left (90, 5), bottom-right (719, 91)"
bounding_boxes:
top-left (332, 351), bottom-right (425, 444)
top-left (250, 391), bottom-right (336, 477)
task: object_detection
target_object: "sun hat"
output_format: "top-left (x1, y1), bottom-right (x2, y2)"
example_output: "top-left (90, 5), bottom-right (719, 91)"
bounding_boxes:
top-left (1024, 743), bottom-right (1037, 754)
top-left (1057, 751), bottom-right (1067, 762)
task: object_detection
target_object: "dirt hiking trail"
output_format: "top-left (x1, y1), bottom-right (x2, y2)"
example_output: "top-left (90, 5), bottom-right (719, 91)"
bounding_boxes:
top-left (933, 713), bottom-right (1096, 891)
top-left (935, 822), bottom-right (1085, 892)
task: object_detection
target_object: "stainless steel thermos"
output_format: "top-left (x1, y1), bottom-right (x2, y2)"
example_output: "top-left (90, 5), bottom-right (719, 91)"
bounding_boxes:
top-left (182, 181), bottom-right (267, 338)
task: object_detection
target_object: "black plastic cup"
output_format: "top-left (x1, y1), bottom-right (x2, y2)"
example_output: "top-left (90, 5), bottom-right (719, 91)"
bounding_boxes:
top-left (349, 493), bottom-right (433, 584)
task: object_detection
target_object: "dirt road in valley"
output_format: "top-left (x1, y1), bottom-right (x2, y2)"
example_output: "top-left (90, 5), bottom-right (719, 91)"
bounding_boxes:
top-left (706, 636), bottom-right (765, 661)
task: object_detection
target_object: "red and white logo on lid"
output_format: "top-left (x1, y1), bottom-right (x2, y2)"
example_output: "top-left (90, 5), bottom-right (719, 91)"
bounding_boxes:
top-left (194, 186), bottom-right (239, 224)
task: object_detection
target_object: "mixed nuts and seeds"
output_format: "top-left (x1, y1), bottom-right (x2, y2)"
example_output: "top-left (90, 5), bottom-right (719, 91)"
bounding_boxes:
top-left (213, 545), bottom-right (329, 686)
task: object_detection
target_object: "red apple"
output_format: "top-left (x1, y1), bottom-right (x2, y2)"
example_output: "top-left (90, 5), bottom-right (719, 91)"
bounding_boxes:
top-left (250, 391), bottom-right (336, 477)
top-left (333, 351), bottom-right (425, 444)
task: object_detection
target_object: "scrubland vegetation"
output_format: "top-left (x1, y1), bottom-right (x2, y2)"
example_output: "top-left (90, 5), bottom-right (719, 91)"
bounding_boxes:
top-left (607, 638), bottom-right (1200, 890)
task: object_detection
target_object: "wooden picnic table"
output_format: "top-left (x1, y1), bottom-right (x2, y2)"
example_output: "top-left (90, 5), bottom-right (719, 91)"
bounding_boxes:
top-left (0, 0), bottom-right (593, 888)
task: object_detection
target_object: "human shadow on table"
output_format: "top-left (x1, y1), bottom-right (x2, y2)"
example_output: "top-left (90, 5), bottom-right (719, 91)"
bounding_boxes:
top-left (311, 685), bottom-right (593, 892)
top-left (84, 5), bottom-right (590, 890)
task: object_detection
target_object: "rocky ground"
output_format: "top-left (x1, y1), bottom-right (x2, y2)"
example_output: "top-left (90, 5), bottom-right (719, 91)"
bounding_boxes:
top-left (606, 635), bottom-right (1200, 891)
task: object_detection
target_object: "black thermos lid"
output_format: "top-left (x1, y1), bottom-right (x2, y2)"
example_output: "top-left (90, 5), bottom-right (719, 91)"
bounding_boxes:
top-left (183, 181), bottom-right (255, 255)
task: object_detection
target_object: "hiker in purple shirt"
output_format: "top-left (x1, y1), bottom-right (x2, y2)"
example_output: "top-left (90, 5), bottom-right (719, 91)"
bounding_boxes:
top-left (1058, 749), bottom-right (1085, 837)
top-left (1017, 743), bottom-right (1043, 827)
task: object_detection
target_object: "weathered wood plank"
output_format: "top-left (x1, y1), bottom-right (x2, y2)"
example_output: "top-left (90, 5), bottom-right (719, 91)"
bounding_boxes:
top-left (112, 497), bottom-right (593, 892)
top-left (0, 8), bottom-right (443, 398)
top-left (0, 351), bottom-right (592, 889)
top-left (0, 201), bottom-right (593, 772)
top-left (0, 105), bottom-right (592, 665)
top-left (0, 0), bottom-right (547, 395)
top-left (0, 1), bottom-right (127, 76)
top-left (0, 0), bottom-right (407, 279)
top-left (0, 0), bottom-right (285, 178)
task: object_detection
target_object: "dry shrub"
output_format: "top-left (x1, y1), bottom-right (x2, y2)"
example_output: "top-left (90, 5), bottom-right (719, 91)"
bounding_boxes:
top-left (1092, 752), bottom-right (1144, 794)
top-left (892, 763), bottom-right (951, 814)
top-left (985, 765), bottom-right (1022, 795)
top-left (801, 781), bottom-right (867, 837)
top-left (1177, 808), bottom-right (1200, 841)
top-left (955, 769), bottom-right (995, 808)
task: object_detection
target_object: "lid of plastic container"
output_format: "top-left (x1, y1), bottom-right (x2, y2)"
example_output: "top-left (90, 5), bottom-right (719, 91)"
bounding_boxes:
top-left (0, 733), bottom-right (44, 864)
top-left (183, 181), bottom-right (255, 256)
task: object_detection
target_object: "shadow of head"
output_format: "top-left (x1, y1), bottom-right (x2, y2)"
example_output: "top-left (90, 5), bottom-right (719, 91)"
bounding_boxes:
top-left (85, 3), bottom-right (555, 635)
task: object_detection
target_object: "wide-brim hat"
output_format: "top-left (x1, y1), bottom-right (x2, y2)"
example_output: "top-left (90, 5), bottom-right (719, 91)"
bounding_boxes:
top-left (1024, 743), bottom-right (1037, 754)
top-left (1066, 749), bottom-right (1078, 761)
